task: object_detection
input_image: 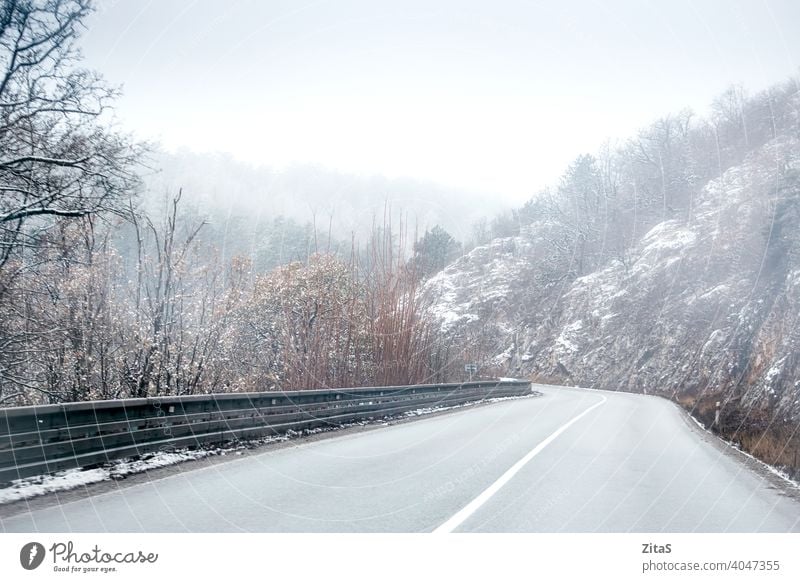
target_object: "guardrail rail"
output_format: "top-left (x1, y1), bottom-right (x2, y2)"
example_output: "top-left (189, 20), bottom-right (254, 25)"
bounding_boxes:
top-left (0, 379), bottom-right (532, 484)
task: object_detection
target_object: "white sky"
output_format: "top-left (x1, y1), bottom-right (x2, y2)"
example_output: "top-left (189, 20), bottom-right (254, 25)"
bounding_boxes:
top-left (81, 0), bottom-right (800, 205)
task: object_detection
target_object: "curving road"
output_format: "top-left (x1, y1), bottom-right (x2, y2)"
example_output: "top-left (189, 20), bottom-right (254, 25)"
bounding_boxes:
top-left (2, 385), bottom-right (799, 532)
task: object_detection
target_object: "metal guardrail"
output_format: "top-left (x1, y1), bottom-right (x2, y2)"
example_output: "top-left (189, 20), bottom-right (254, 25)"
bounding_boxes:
top-left (0, 379), bottom-right (531, 484)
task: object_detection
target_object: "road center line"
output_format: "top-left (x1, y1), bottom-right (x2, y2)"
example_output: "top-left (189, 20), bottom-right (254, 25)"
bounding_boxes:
top-left (432, 395), bottom-right (607, 533)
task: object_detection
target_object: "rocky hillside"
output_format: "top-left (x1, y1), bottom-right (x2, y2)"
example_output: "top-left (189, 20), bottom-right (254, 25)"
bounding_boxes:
top-left (424, 85), bottom-right (800, 475)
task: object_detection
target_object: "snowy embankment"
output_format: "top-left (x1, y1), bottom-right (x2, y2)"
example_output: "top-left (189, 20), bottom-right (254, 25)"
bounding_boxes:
top-left (424, 136), bottom-right (800, 417)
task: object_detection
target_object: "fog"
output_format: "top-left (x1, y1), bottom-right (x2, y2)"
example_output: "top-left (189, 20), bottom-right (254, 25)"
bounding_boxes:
top-left (81, 0), bottom-right (800, 207)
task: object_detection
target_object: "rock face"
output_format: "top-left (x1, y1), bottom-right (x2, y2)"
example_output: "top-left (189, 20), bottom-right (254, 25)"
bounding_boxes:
top-left (424, 135), bottom-right (800, 426)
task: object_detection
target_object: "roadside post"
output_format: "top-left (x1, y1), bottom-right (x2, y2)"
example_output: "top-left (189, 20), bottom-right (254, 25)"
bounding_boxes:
top-left (464, 363), bottom-right (478, 381)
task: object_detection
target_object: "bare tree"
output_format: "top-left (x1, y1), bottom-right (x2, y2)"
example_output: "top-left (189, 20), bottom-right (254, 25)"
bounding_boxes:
top-left (0, 0), bottom-right (141, 403)
top-left (0, 0), bottom-right (141, 270)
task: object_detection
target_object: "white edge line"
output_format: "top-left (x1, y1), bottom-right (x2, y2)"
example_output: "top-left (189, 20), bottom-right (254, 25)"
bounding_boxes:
top-left (432, 395), bottom-right (607, 533)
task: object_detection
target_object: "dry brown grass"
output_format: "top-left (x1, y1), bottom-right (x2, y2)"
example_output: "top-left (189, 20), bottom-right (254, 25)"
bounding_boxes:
top-left (679, 393), bottom-right (800, 480)
top-left (737, 428), bottom-right (800, 478)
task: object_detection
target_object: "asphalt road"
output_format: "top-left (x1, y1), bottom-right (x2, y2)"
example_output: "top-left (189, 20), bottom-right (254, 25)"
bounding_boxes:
top-left (2, 385), bottom-right (799, 532)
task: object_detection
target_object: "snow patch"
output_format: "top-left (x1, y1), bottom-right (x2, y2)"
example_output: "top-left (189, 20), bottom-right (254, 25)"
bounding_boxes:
top-left (555, 320), bottom-right (583, 354)
top-left (0, 448), bottom-right (219, 505)
top-left (403, 392), bottom-right (536, 417)
top-left (764, 357), bottom-right (786, 384)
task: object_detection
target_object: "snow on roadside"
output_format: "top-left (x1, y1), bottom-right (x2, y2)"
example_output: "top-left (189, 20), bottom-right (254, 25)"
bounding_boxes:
top-left (0, 468), bottom-right (110, 505)
top-left (0, 450), bottom-right (211, 505)
top-left (0, 434), bottom-right (290, 505)
top-left (684, 409), bottom-right (800, 491)
top-left (402, 392), bottom-right (536, 417)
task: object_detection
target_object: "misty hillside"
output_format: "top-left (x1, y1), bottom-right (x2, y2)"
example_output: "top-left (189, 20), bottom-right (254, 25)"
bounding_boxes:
top-left (143, 150), bottom-right (508, 242)
top-left (424, 79), bottom-right (800, 469)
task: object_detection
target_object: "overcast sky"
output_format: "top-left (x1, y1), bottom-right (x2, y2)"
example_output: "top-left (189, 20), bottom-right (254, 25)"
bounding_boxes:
top-left (81, 0), bottom-right (800, 204)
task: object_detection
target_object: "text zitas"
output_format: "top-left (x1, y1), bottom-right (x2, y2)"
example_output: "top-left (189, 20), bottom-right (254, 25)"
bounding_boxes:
top-left (642, 543), bottom-right (672, 554)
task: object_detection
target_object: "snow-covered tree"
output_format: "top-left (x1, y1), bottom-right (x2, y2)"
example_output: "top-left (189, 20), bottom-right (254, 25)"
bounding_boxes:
top-left (0, 0), bottom-right (140, 267)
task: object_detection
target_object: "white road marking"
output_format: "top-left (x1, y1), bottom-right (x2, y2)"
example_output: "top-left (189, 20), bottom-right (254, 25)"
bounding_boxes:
top-left (433, 395), bottom-right (607, 533)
